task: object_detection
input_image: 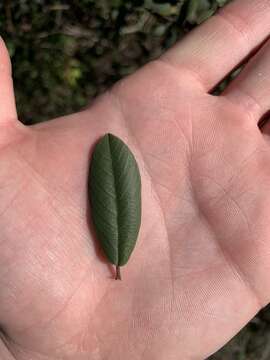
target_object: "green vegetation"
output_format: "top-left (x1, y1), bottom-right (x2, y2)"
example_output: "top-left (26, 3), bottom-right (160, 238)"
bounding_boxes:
top-left (1, 1), bottom-right (269, 358)
top-left (1, 0), bottom-right (228, 124)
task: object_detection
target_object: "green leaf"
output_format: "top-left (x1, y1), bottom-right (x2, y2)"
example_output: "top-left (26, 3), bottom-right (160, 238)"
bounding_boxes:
top-left (89, 133), bottom-right (141, 279)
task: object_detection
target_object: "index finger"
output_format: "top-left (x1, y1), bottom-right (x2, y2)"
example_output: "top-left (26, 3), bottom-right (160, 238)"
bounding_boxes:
top-left (162, 0), bottom-right (270, 91)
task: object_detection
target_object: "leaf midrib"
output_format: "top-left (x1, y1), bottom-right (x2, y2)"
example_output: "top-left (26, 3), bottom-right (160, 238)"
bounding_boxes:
top-left (108, 134), bottom-right (120, 265)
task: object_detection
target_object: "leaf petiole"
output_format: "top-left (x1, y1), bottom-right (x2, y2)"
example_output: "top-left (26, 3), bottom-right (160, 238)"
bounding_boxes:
top-left (115, 266), bottom-right (122, 280)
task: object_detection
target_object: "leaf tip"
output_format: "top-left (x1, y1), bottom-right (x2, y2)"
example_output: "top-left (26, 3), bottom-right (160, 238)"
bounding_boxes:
top-left (107, 132), bottom-right (117, 141)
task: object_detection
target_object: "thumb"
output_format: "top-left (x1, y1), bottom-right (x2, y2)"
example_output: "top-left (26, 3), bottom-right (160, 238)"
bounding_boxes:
top-left (0, 36), bottom-right (17, 124)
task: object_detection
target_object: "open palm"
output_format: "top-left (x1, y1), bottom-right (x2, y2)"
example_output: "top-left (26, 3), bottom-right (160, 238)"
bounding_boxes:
top-left (1, 1), bottom-right (270, 359)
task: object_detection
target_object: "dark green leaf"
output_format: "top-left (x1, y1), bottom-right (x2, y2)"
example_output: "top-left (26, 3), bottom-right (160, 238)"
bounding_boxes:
top-left (89, 133), bottom-right (141, 279)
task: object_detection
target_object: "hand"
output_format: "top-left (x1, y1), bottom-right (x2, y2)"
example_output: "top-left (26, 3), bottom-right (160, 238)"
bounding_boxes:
top-left (1, 1), bottom-right (270, 359)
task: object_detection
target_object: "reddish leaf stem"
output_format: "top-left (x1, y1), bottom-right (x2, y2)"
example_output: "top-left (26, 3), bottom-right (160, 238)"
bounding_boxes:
top-left (115, 266), bottom-right (122, 280)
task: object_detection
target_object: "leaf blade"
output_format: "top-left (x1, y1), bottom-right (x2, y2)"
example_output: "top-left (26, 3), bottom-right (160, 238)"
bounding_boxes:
top-left (89, 133), bottom-right (141, 270)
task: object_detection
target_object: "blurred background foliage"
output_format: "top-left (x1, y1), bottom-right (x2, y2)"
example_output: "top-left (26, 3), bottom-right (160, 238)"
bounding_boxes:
top-left (0, 0), bottom-right (230, 124)
top-left (1, 1), bottom-right (270, 358)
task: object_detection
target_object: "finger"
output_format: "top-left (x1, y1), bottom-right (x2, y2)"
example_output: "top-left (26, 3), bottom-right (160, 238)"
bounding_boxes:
top-left (0, 37), bottom-right (17, 124)
top-left (223, 40), bottom-right (270, 122)
top-left (161, 0), bottom-right (270, 91)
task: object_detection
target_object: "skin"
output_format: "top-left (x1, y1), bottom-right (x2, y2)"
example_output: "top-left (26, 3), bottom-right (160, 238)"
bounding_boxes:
top-left (0, 0), bottom-right (270, 359)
